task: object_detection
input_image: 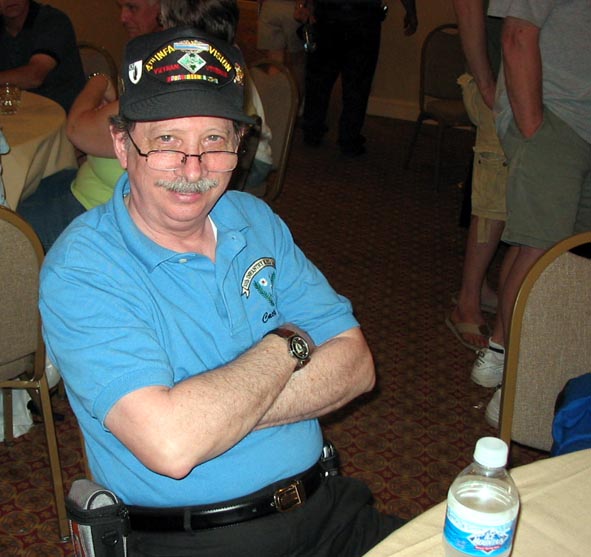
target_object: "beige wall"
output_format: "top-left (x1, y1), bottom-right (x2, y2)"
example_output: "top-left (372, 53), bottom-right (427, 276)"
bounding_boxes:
top-left (48, 0), bottom-right (128, 71)
top-left (371, 0), bottom-right (458, 120)
top-left (46, 0), bottom-right (457, 122)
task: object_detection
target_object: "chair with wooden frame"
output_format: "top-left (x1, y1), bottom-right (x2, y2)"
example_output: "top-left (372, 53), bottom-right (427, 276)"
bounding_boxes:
top-left (499, 231), bottom-right (591, 453)
top-left (0, 206), bottom-right (69, 540)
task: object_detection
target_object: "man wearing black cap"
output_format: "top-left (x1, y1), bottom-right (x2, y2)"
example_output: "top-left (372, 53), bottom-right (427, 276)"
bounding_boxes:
top-left (40, 26), bottom-right (404, 557)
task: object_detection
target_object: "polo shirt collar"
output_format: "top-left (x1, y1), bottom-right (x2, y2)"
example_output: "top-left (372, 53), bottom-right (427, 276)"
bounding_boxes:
top-left (111, 173), bottom-right (250, 272)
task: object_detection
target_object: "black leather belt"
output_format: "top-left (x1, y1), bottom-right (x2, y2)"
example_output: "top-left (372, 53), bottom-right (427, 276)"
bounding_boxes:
top-left (128, 464), bottom-right (324, 532)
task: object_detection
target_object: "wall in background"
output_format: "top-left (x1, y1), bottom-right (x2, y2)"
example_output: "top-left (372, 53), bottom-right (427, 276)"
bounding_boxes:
top-left (46, 0), bottom-right (457, 121)
top-left (49, 0), bottom-right (128, 70)
top-left (371, 0), bottom-right (459, 120)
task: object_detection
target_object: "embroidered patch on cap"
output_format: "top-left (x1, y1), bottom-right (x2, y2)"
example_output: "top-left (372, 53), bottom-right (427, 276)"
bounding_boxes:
top-left (129, 39), bottom-right (245, 89)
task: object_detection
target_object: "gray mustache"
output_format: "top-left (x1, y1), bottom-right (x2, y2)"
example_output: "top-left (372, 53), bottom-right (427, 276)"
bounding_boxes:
top-left (156, 177), bottom-right (219, 194)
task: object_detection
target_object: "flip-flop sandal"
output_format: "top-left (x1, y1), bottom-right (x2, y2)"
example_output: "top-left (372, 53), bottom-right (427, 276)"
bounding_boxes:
top-left (451, 292), bottom-right (497, 314)
top-left (445, 312), bottom-right (491, 351)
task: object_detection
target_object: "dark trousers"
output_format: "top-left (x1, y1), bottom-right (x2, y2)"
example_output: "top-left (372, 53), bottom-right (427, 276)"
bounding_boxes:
top-left (127, 476), bottom-right (404, 557)
top-left (302, 10), bottom-right (382, 149)
top-left (16, 168), bottom-right (83, 252)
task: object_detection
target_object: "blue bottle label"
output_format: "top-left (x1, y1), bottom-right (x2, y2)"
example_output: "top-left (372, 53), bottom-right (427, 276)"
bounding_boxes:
top-left (444, 506), bottom-right (516, 556)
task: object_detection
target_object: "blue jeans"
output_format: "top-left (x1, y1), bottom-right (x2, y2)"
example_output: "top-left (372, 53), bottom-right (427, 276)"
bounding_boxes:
top-left (17, 168), bottom-right (83, 252)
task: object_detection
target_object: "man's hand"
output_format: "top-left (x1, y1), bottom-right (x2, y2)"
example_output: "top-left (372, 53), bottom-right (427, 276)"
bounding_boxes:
top-left (404, 11), bottom-right (418, 36)
top-left (294, 2), bottom-right (315, 24)
top-left (401, 0), bottom-right (418, 36)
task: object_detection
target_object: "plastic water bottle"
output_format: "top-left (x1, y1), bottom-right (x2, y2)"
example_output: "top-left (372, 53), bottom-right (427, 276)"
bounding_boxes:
top-left (443, 437), bottom-right (520, 557)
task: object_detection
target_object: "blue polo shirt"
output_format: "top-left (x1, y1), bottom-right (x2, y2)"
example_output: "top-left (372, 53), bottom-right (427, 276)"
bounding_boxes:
top-left (40, 175), bottom-right (358, 506)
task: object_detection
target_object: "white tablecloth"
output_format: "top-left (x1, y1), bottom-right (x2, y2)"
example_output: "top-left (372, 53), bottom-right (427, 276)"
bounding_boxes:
top-left (363, 449), bottom-right (591, 557)
top-left (0, 91), bottom-right (77, 209)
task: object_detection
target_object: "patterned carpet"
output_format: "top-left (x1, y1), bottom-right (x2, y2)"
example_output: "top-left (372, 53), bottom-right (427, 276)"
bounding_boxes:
top-left (0, 113), bottom-right (546, 556)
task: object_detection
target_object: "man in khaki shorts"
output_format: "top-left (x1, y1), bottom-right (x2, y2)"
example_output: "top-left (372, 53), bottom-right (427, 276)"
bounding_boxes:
top-left (447, 0), bottom-right (508, 352)
top-left (257, 0), bottom-right (305, 96)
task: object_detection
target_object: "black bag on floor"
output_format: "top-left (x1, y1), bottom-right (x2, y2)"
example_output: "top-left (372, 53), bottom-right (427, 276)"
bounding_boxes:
top-left (66, 479), bottom-right (130, 557)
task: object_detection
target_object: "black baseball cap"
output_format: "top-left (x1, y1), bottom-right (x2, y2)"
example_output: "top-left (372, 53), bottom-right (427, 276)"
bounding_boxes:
top-left (119, 26), bottom-right (255, 125)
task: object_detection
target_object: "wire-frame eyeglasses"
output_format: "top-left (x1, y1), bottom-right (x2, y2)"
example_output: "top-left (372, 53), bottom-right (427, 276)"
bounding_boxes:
top-left (127, 133), bottom-right (239, 173)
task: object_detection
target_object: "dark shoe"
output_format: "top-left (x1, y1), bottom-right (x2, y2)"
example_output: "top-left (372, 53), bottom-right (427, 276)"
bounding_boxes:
top-left (340, 143), bottom-right (366, 157)
top-left (339, 134), bottom-right (367, 157)
top-left (303, 133), bottom-right (323, 147)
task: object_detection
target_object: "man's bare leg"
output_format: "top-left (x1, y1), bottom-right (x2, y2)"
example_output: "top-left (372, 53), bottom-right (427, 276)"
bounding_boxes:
top-left (450, 215), bottom-right (504, 348)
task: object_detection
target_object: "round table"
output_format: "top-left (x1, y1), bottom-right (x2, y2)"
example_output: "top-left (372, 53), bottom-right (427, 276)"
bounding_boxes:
top-left (362, 449), bottom-right (591, 557)
top-left (0, 91), bottom-right (77, 209)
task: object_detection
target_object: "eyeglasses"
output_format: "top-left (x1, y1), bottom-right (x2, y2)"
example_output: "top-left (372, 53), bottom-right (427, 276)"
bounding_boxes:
top-left (127, 134), bottom-right (239, 173)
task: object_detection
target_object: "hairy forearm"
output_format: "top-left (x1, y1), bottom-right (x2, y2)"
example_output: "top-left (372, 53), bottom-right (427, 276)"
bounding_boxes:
top-left (453, 0), bottom-right (496, 108)
top-left (66, 77), bottom-right (118, 156)
top-left (256, 328), bottom-right (376, 428)
top-left (502, 17), bottom-right (543, 138)
top-left (0, 64), bottom-right (47, 90)
top-left (105, 334), bottom-right (294, 478)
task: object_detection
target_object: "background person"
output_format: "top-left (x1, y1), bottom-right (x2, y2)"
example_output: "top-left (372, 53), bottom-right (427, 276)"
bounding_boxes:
top-left (0, 0), bottom-right (85, 112)
top-left (446, 0), bottom-right (509, 352)
top-left (301, 0), bottom-right (417, 157)
top-left (118, 0), bottom-right (163, 38)
top-left (472, 0), bottom-right (591, 424)
top-left (15, 0), bottom-right (164, 252)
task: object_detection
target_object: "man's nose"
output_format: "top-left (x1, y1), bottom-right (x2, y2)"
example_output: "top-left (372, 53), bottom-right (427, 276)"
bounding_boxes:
top-left (176, 155), bottom-right (203, 181)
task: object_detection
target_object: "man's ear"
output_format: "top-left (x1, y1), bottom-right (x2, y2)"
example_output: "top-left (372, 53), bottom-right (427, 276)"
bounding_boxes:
top-left (111, 127), bottom-right (129, 169)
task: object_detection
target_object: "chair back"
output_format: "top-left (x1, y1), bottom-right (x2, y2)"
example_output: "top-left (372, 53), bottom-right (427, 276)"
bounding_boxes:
top-left (0, 206), bottom-right (69, 540)
top-left (78, 41), bottom-right (118, 84)
top-left (0, 206), bottom-right (44, 382)
top-left (420, 24), bottom-right (465, 104)
top-left (500, 232), bottom-right (591, 452)
top-left (249, 59), bottom-right (299, 200)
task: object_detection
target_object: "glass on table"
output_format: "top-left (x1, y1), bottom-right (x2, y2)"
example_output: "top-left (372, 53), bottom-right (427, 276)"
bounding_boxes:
top-left (0, 84), bottom-right (22, 115)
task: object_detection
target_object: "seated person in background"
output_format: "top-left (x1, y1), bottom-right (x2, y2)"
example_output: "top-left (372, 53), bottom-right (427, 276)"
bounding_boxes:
top-left (15, 0), bottom-right (158, 252)
top-left (40, 26), bottom-right (404, 557)
top-left (0, 0), bottom-right (85, 112)
top-left (118, 0), bottom-right (163, 39)
top-left (18, 0), bottom-right (271, 252)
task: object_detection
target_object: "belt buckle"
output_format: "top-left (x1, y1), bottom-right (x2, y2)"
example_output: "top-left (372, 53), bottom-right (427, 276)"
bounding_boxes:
top-left (273, 480), bottom-right (305, 512)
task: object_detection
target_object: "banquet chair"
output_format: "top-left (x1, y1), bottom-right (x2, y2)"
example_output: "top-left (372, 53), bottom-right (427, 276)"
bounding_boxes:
top-left (499, 231), bottom-right (591, 453)
top-left (403, 24), bottom-right (472, 190)
top-left (0, 206), bottom-right (69, 540)
top-left (78, 41), bottom-right (118, 83)
top-left (248, 59), bottom-right (299, 200)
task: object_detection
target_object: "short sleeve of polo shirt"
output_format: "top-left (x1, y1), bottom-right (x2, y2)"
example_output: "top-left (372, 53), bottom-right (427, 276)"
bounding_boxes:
top-left (40, 186), bottom-right (359, 429)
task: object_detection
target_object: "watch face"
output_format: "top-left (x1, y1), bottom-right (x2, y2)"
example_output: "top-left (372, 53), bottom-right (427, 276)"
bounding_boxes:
top-left (289, 335), bottom-right (310, 361)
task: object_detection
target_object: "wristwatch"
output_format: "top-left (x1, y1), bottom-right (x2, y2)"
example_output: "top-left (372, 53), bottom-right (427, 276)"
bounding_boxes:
top-left (265, 327), bottom-right (312, 370)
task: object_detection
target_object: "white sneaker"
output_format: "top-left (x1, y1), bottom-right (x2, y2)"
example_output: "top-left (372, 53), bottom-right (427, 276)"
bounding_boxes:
top-left (471, 344), bottom-right (504, 387)
top-left (485, 388), bottom-right (502, 429)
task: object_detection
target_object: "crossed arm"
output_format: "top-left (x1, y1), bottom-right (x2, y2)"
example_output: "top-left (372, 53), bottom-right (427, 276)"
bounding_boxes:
top-left (105, 326), bottom-right (374, 479)
top-left (0, 52), bottom-right (56, 90)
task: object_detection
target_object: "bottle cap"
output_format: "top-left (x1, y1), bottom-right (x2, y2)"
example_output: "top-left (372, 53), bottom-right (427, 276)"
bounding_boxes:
top-left (473, 437), bottom-right (508, 468)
